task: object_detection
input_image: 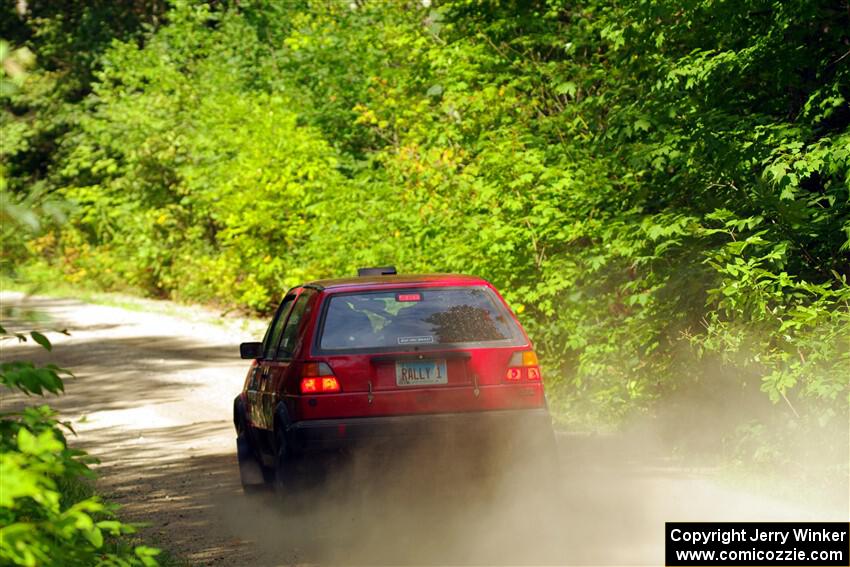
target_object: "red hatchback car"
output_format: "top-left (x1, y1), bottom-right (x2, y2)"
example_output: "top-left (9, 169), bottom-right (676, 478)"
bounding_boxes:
top-left (233, 268), bottom-right (556, 494)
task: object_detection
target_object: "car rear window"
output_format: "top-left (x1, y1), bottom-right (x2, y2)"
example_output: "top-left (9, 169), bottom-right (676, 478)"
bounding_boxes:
top-left (318, 286), bottom-right (523, 352)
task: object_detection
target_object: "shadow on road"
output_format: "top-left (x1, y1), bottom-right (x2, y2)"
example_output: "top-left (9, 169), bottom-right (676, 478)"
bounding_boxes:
top-left (3, 335), bottom-right (237, 417)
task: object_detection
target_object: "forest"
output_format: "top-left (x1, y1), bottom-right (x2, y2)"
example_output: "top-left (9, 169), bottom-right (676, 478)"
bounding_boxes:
top-left (2, 0), bottom-right (848, 442)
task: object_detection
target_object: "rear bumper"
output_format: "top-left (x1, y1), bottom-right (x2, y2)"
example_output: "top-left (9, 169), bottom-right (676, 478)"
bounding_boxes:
top-left (286, 407), bottom-right (552, 452)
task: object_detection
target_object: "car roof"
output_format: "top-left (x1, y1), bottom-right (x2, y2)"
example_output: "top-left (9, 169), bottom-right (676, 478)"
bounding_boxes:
top-left (305, 273), bottom-right (490, 291)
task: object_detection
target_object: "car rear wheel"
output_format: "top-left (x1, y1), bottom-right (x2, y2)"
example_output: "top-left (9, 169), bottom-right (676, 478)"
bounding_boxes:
top-left (235, 412), bottom-right (273, 492)
top-left (272, 426), bottom-right (312, 511)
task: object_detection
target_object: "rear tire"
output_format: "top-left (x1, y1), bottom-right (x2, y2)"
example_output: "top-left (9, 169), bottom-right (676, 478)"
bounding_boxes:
top-left (235, 412), bottom-right (273, 492)
top-left (273, 427), bottom-right (310, 512)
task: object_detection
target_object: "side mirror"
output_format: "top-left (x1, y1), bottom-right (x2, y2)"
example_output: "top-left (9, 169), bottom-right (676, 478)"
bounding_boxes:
top-left (240, 342), bottom-right (263, 359)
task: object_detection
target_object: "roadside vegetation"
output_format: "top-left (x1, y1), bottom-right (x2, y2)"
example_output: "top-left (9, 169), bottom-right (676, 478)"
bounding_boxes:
top-left (2, 0), bottom-right (848, 467)
top-left (0, 324), bottom-right (163, 566)
top-left (1, 34), bottom-right (169, 567)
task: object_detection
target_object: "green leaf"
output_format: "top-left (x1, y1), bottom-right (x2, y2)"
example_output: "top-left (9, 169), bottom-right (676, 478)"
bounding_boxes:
top-left (85, 526), bottom-right (104, 548)
top-left (554, 81), bottom-right (577, 97)
top-left (30, 332), bottom-right (52, 351)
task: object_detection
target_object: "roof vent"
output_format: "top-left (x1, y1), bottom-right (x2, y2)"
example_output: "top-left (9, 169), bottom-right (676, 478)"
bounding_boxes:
top-left (358, 266), bottom-right (397, 277)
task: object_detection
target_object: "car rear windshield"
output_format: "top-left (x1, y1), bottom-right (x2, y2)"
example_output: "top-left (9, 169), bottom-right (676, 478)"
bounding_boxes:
top-left (318, 286), bottom-right (523, 352)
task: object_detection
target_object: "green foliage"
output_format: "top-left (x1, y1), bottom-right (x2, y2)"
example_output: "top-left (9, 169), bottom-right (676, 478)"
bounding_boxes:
top-left (1, 1), bottom-right (161, 273)
top-left (4, 0), bottom-right (849, 438)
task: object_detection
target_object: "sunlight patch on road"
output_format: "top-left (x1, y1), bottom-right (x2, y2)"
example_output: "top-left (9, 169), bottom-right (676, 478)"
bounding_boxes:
top-left (76, 405), bottom-right (183, 431)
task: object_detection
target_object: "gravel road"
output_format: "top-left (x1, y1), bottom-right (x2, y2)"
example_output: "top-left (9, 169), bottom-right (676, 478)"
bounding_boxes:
top-left (1, 292), bottom-right (846, 566)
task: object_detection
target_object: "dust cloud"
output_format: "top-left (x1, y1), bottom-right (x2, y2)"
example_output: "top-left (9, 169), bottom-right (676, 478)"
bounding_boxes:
top-left (213, 404), bottom-right (847, 566)
top-left (217, 429), bottom-right (573, 565)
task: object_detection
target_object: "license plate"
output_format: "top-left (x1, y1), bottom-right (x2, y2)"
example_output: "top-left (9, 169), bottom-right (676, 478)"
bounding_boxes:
top-left (395, 359), bottom-right (448, 387)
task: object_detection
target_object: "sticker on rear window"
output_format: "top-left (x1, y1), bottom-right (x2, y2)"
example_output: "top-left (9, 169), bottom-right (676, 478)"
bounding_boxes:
top-left (397, 335), bottom-right (435, 345)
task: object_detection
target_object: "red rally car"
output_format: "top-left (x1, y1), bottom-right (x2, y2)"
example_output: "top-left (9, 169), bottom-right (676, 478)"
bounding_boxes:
top-left (233, 267), bottom-right (556, 494)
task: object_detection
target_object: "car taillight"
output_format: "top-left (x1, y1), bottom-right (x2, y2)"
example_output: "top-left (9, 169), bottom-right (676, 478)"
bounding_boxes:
top-left (505, 367), bottom-right (522, 381)
top-left (300, 362), bottom-right (341, 394)
top-left (504, 350), bottom-right (542, 382)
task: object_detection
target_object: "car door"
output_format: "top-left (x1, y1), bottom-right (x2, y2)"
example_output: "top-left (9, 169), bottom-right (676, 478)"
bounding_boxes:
top-left (247, 294), bottom-right (296, 430)
top-left (261, 288), bottom-right (317, 427)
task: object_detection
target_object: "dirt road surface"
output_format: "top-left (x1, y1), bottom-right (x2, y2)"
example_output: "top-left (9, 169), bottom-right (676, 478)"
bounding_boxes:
top-left (1, 292), bottom-right (846, 566)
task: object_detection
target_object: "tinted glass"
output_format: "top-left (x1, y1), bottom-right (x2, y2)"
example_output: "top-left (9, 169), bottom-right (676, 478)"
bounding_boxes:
top-left (263, 295), bottom-right (295, 359)
top-left (319, 287), bottom-right (521, 351)
top-left (276, 290), bottom-right (314, 359)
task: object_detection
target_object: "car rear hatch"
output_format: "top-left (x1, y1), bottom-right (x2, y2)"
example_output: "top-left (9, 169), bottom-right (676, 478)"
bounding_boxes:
top-left (299, 285), bottom-right (545, 419)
